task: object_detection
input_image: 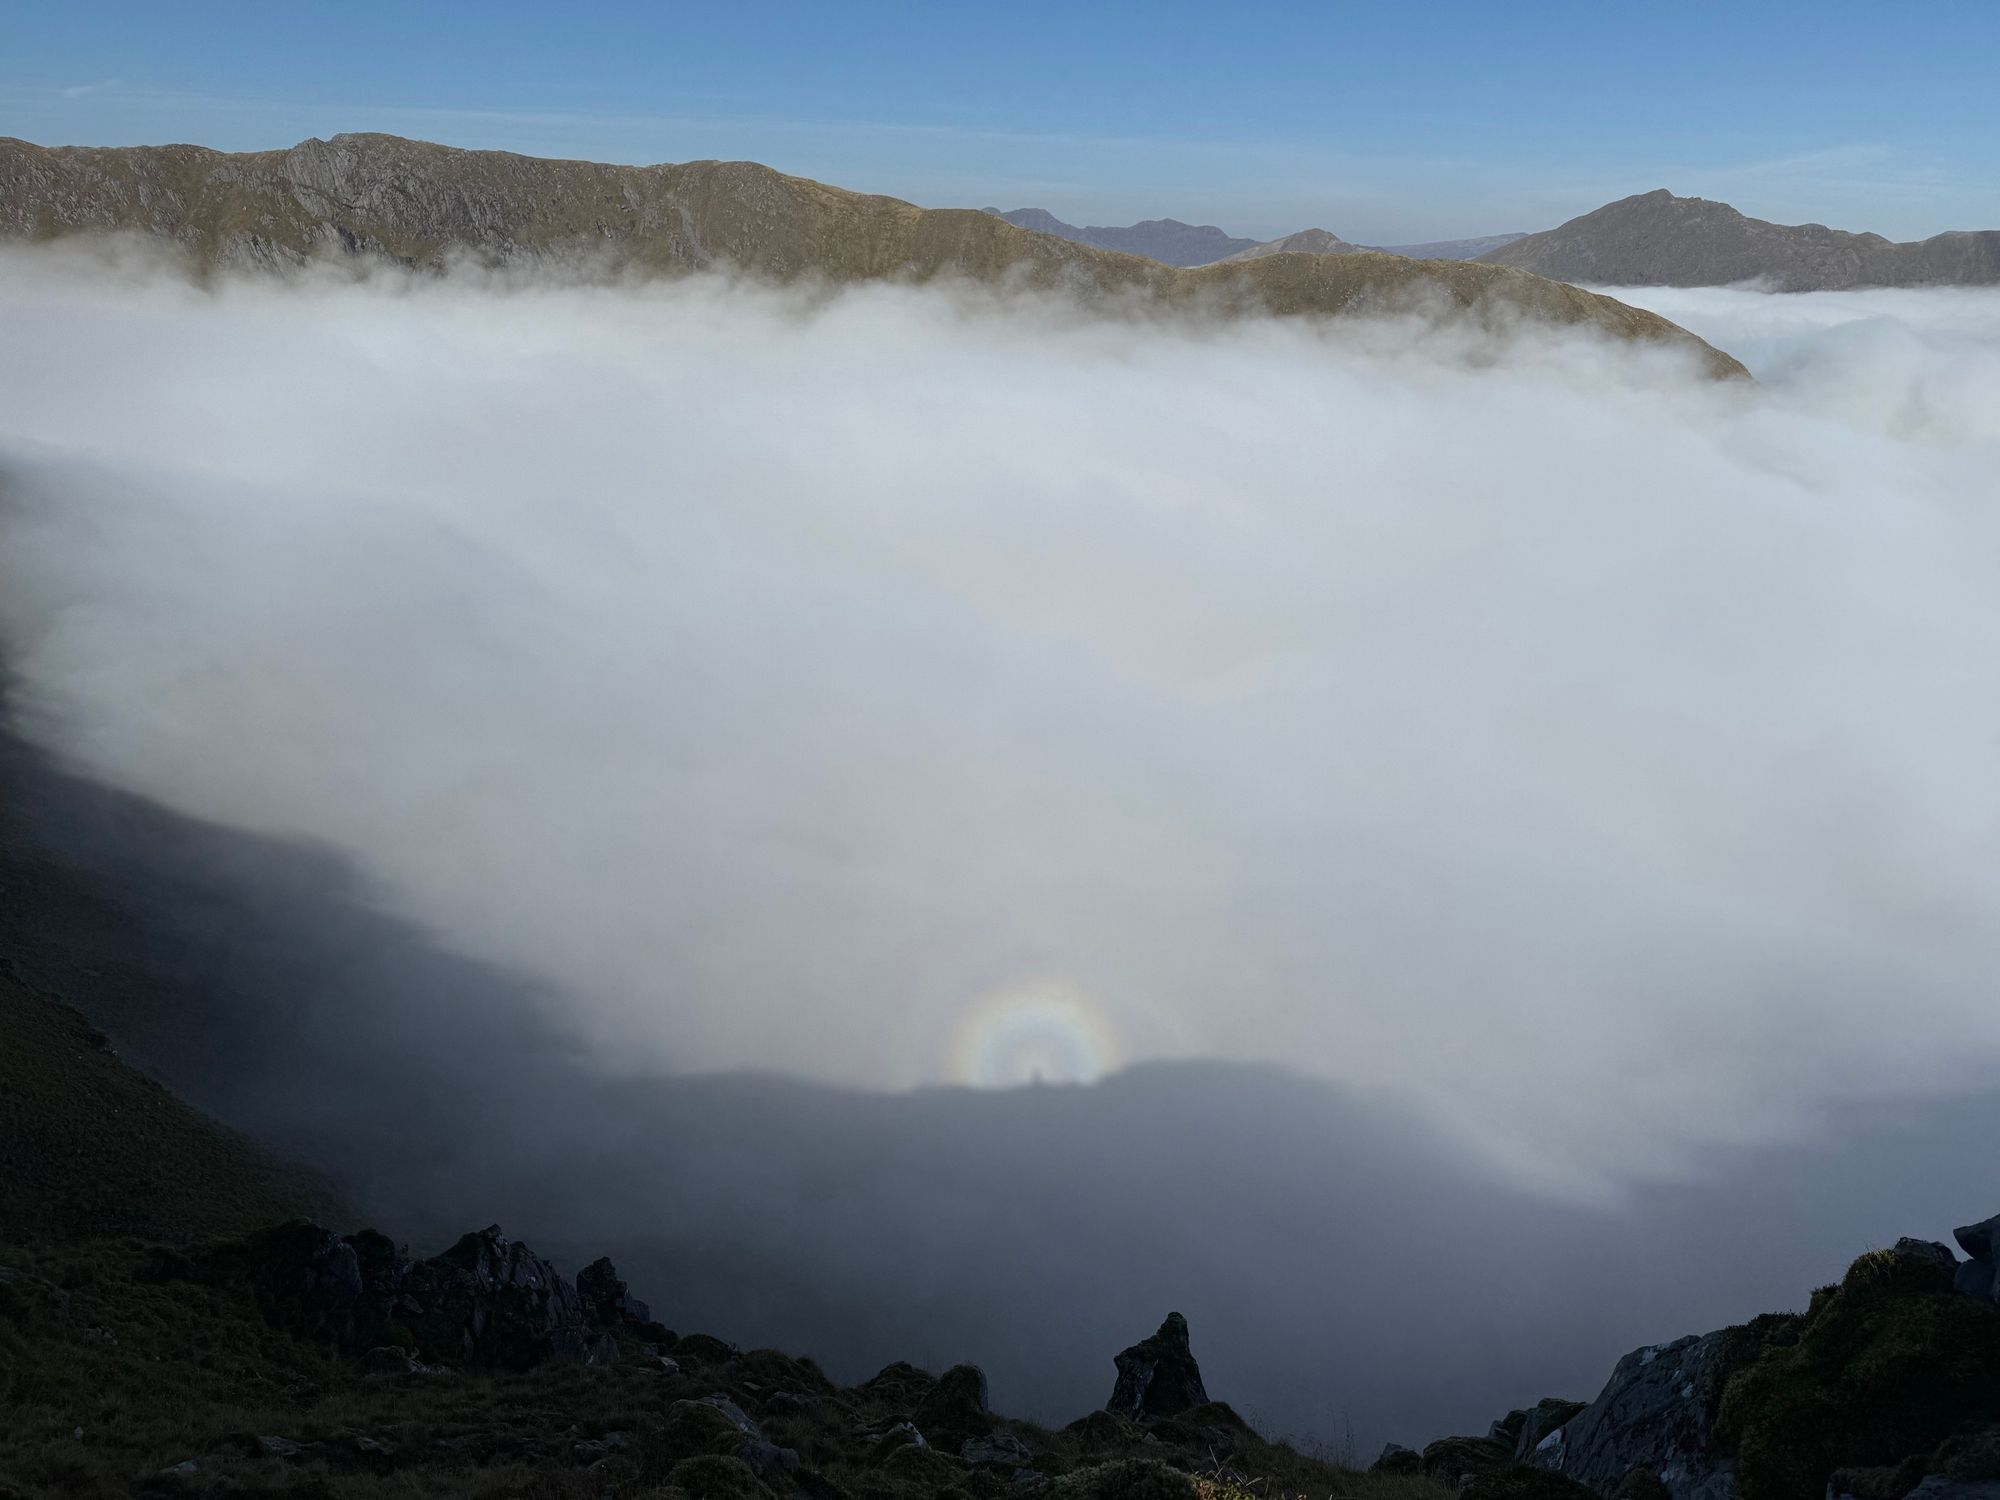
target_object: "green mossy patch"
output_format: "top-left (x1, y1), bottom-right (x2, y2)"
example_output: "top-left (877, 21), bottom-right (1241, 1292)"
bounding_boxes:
top-left (1714, 1249), bottom-right (2000, 1500)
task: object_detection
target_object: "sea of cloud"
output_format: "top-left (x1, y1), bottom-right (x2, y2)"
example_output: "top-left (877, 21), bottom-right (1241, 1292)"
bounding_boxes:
top-left (2, 251), bottom-right (1995, 1192)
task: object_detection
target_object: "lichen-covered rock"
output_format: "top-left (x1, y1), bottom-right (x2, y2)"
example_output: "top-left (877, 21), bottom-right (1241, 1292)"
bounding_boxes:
top-left (1555, 1332), bottom-right (1737, 1500)
top-left (1512, 1398), bottom-right (1588, 1464)
top-left (1106, 1312), bottom-right (1209, 1420)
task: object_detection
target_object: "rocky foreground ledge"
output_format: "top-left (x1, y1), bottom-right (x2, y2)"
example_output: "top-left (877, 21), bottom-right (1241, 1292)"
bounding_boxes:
top-left (0, 1212), bottom-right (1350, 1500)
top-left (7, 1205), bottom-right (1997, 1500)
top-left (1372, 1214), bottom-right (2000, 1500)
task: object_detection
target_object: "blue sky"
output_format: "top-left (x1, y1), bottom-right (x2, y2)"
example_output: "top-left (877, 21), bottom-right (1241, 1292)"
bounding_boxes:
top-left (5, 1), bottom-right (1995, 243)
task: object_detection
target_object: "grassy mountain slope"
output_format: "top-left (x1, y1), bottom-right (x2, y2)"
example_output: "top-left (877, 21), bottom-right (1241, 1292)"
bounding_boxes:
top-left (0, 973), bottom-right (340, 1245)
top-left (1478, 189), bottom-right (2000, 290)
top-left (0, 134), bottom-right (1746, 377)
top-left (0, 962), bottom-right (1450, 1499)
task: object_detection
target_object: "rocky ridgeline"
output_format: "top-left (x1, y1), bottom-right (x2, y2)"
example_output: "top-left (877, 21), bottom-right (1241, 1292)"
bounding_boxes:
top-left (137, 1218), bottom-right (1269, 1496)
top-left (1372, 1212), bottom-right (2000, 1500)
top-left (175, 1220), bottom-right (662, 1371)
top-left (32, 1207), bottom-right (2000, 1499)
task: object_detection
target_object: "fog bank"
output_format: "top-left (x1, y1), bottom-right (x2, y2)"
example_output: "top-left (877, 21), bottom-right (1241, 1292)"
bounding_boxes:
top-left (2, 254), bottom-right (1998, 1193)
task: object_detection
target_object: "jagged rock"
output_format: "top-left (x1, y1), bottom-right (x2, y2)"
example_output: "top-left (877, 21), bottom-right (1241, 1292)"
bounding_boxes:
top-left (1106, 1312), bottom-right (1209, 1419)
top-left (963, 1432), bottom-right (1035, 1468)
top-left (1494, 1410), bottom-right (1532, 1446)
top-left (1373, 1443), bottom-right (1420, 1475)
top-left (253, 1435), bottom-right (302, 1458)
top-left (189, 1221), bottom-right (627, 1372)
top-left (1893, 1239), bottom-right (1960, 1274)
top-left (400, 1225), bottom-right (615, 1370)
top-left (1554, 1332), bottom-right (1736, 1500)
top-left (1952, 1215), bottom-right (2000, 1302)
top-left (1514, 1399), bottom-right (1588, 1463)
top-left (577, 1255), bottom-right (652, 1327)
top-left (916, 1363), bottom-right (994, 1445)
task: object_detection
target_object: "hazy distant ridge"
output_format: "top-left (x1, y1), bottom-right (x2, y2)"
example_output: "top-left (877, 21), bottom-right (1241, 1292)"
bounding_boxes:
top-left (990, 208), bottom-right (1528, 265)
top-left (1478, 189), bottom-right (2000, 290)
top-left (983, 206), bottom-right (1262, 265)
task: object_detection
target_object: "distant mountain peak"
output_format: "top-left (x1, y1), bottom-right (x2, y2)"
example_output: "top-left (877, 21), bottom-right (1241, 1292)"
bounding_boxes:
top-left (983, 207), bottom-right (1263, 265)
top-left (1480, 189), bottom-right (1997, 290)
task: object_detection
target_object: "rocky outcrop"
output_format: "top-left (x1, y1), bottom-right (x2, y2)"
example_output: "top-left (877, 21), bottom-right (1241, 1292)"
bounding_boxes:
top-left (1952, 1215), bottom-right (2000, 1301)
top-left (401, 1225), bottom-right (616, 1369)
top-left (1502, 1398), bottom-right (1589, 1463)
top-left (1549, 1334), bottom-right (1736, 1500)
top-left (1471, 1215), bottom-right (2000, 1500)
top-left (191, 1220), bottom-right (640, 1371)
top-left (577, 1254), bottom-right (654, 1328)
top-left (913, 1362), bottom-right (994, 1447)
top-left (1106, 1312), bottom-right (1210, 1419)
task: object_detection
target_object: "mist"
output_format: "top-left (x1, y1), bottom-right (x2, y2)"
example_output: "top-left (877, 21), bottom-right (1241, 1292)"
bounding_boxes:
top-left (5, 251), bottom-right (2000, 1452)
top-left (3, 253), bottom-right (1999, 1197)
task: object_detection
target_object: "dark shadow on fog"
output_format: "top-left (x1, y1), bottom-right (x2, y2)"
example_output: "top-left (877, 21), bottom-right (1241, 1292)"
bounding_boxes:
top-left (4, 670), bottom-right (1996, 1455)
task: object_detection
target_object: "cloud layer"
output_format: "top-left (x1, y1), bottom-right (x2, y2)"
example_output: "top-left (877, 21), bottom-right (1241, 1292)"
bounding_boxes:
top-left (2, 254), bottom-right (1996, 1190)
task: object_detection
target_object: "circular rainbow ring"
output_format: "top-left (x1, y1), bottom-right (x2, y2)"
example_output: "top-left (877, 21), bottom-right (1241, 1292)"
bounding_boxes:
top-left (946, 979), bottom-right (1125, 1088)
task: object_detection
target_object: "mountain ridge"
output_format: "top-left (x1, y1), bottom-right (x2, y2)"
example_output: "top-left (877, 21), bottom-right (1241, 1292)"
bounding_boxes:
top-left (1477, 188), bottom-right (2000, 290)
top-left (983, 206), bottom-right (1263, 265)
top-left (0, 133), bottom-right (1746, 377)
